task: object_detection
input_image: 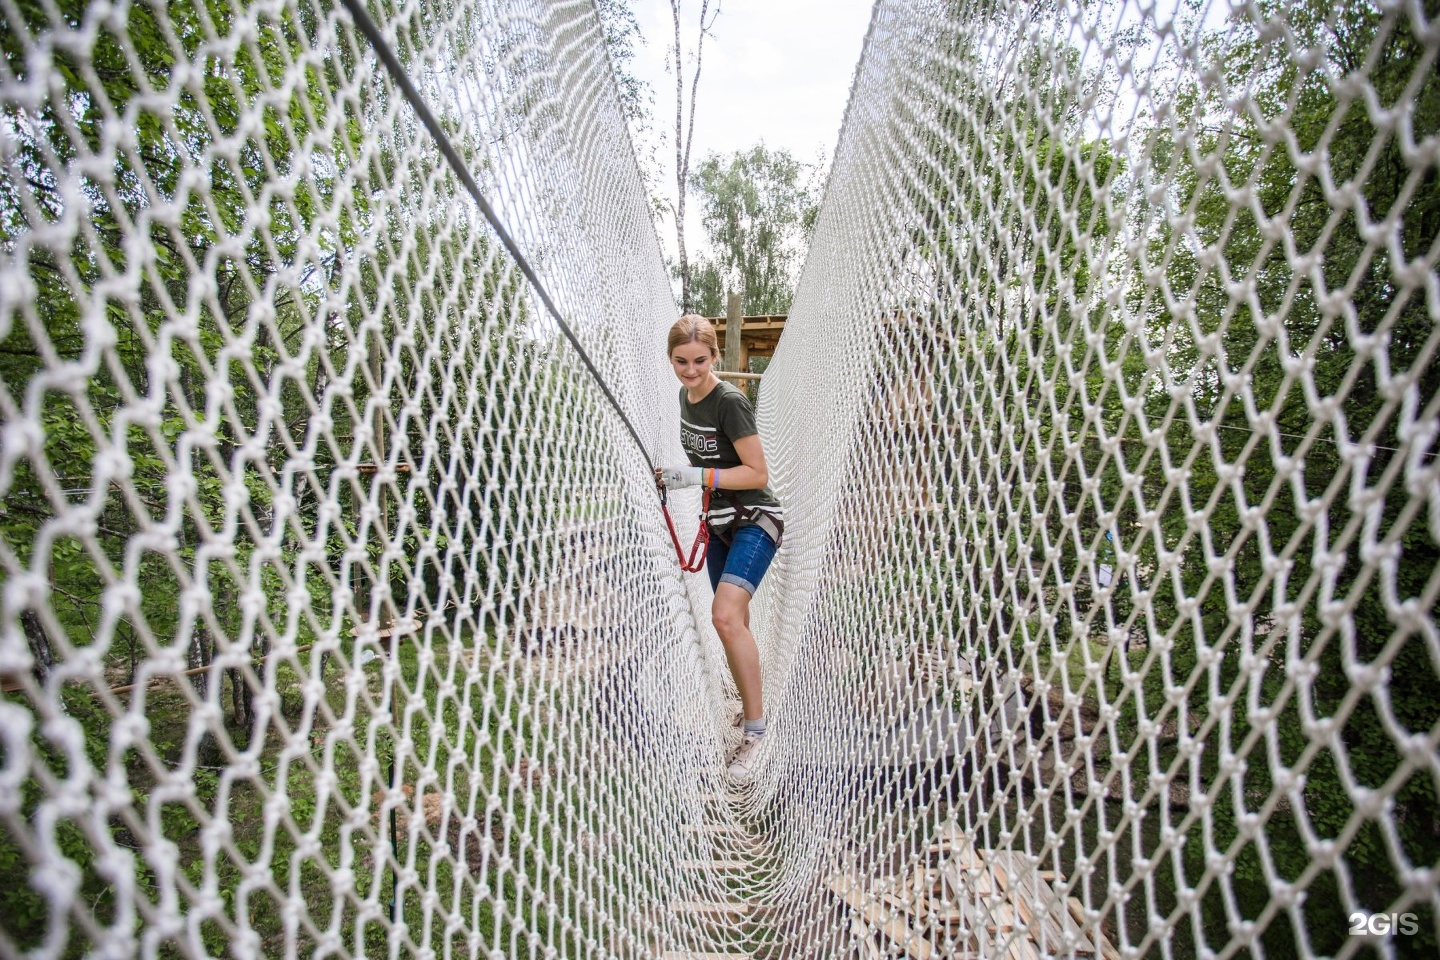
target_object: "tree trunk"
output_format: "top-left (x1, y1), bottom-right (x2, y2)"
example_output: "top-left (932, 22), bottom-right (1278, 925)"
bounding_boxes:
top-left (179, 359), bottom-right (214, 703)
top-left (671, 0), bottom-right (717, 312)
top-left (229, 665), bottom-right (247, 728)
top-left (126, 620), bottom-right (138, 686)
top-left (20, 609), bottom-right (54, 683)
top-left (189, 625), bottom-right (212, 700)
top-left (677, 204), bottom-right (691, 310)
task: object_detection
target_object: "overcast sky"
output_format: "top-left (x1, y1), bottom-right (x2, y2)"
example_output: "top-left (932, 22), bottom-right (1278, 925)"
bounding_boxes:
top-left (625, 0), bottom-right (877, 260)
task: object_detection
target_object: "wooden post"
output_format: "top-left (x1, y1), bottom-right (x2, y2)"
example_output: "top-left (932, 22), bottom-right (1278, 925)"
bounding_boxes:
top-left (724, 291), bottom-right (743, 373)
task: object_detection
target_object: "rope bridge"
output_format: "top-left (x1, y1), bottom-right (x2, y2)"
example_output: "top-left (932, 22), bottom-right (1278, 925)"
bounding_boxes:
top-left (1, 0), bottom-right (1437, 957)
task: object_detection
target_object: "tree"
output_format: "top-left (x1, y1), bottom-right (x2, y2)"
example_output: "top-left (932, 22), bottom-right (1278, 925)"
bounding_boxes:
top-left (689, 143), bottom-right (820, 315)
top-left (668, 0), bottom-right (722, 310)
top-left (891, 0), bottom-right (1438, 955)
top-left (596, 0), bottom-right (662, 206)
top-left (1133, 1), bottom-right (1440, 952)
top-left (595, 0), bottom-right (647, 125)
top-left (0, 0), bottom-right (530, 949)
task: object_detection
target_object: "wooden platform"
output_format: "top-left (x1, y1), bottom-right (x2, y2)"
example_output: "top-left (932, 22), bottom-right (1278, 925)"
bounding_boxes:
top-left (680, 859), bottom-right (751, 871)
top-left (670, 901), bottom-right (752, 919)
top-left (829, 823), bottom-right (1121, 960)
top-left (710, 314), bottom-right (786, 360)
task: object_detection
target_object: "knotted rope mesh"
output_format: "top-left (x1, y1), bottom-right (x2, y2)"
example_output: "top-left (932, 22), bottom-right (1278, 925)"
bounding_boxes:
top-left (1, 0), bottom-right (1437, 958)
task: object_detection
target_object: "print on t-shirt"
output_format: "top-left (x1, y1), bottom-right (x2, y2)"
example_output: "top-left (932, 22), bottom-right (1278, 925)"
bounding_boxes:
top-left (681, 417), bottom-right (720, 459)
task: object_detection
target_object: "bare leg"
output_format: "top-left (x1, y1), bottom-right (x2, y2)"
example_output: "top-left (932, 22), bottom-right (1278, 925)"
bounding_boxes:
top-left (712, 583), bottom-right (763, 721)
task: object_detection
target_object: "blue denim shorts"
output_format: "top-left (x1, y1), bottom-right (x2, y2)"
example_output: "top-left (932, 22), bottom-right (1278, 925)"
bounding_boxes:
top-left (706, 524), bottom-right (778, 595)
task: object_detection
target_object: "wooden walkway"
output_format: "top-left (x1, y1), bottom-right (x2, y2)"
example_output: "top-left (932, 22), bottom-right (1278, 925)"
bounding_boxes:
top-left (654, 790), bottom-right (774, 960)
top-left (828, 823), bottom-right (1121, 960)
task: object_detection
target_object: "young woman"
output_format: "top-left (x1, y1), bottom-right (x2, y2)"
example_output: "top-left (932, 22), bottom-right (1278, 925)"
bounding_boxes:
top-left (655, 314), bottom-right (784, 779)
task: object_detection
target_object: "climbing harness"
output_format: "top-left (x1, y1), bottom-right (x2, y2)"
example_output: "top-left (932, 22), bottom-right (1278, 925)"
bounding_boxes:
top-left (660, 485), bottom-right (711, 572)
top-left (659, 483), bottom-right (785, 572)
top-left (706, 493), bottom-right (785, 549)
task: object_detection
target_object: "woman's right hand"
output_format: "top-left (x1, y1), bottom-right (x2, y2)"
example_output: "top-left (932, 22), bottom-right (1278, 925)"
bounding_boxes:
top-left (655, 465), bottom-right (703, 489)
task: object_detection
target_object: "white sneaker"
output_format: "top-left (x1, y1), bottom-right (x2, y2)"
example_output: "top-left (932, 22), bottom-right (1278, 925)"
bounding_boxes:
top-left (728, 732), bottom-right (764, 779)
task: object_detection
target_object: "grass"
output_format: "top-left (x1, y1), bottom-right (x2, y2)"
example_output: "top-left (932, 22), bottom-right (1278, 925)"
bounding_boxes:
top-left (0, 625), bottom-right (610, 958)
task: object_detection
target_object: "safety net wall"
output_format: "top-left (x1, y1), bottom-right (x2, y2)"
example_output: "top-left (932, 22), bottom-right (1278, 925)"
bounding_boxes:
top-left (1, 1), bottom-right (1438, 960)
top-left (0, 0), bottom-right (709, 955)
top-left (759, 0), bottom-right (1440, 957)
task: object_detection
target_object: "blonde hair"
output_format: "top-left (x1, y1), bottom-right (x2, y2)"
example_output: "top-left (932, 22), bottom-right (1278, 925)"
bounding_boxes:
top-left (667, 313), bottom-right (719, 358)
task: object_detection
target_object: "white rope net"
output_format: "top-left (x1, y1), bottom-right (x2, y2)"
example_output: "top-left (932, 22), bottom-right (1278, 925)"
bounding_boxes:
top-left (1, 0), bottom-right (1436, 957)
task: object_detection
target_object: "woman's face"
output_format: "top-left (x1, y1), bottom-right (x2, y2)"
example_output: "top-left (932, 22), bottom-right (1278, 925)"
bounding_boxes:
top-left (669, 341), bottom-right (715, 389)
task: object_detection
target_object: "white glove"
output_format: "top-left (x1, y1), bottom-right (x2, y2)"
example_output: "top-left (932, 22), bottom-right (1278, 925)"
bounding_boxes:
top-left (655, 465), bottom-right (704, 489)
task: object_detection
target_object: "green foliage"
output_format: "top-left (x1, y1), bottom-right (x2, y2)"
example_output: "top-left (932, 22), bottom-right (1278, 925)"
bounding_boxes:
top-left (1129, 3), bottom-right (1439, 951)
top-left (689, 144), bottom-right (821, 315)
top-left (595, 0), bottom-right (648, 128)
top-left (0, 0), bottom-right (568, 953)
top-left (909, 0), bottom-right (1439, 955)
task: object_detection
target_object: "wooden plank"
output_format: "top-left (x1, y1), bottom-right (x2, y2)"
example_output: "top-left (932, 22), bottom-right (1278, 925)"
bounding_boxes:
top-left (878, 889), bottom-right (915, 914)
top-left (710, 315), bottom-right (786, 359)
top-left (1068, 898), bottom-right (1122, 960)
top-left (1024, 867), bottom-right (1095, 954)
top-left (1002, 863), bottom-right (1088, 955)
top-left (670, 901), bottom-right (751, 919)
top-left (1052, 901), bottom-right (1097, 954)
top-left (929, 905), bottom-right (964, 924)
top-left (1009, 935), bottom-right (1043, 960)
top-left (681, 824), bottom-right (749, 835)
top-left (980, 903), bottom-right (1041, 960)
top-left (991, 856), bottom-right (1074, 960)
top-left (935, 822), bottom-right (967, 845)
top-left (940, 860), bottom-right (994, 898)
top-left (851, 918), bottom-right (885, 960)
top-left (992, 862), bottom-right (1042, 960)
top-left (827, 871), bottom-right (937, 960)
top-left (1013, 937), bottom-right (1043, 960)
top-left (912, 865), bottom-right (929, 920)
top-left (992, 859), bottom-right (1043, 935)
top-left (980, 902), bottom-right (1017, 934)
top-left (991, 861), bottom-right (1028, 922)
top-left (930, 844), bottom-right (984, 871)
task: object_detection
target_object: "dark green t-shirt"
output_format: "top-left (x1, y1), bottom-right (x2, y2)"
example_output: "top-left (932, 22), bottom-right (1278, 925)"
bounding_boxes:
top-left (680, 380), bottom-right (782, 531)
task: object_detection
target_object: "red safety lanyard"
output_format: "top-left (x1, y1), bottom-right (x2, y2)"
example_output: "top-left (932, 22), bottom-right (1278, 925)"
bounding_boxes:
top-left (660, 487), bottom-right (710, 572)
